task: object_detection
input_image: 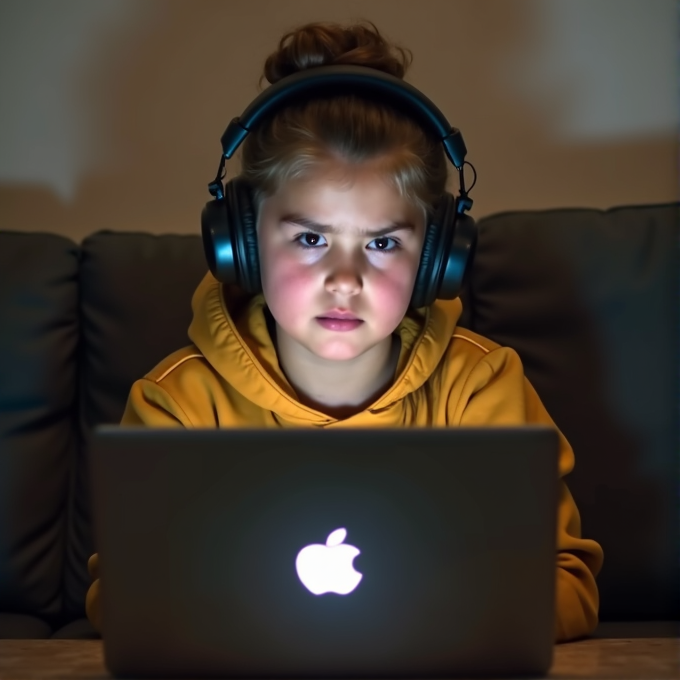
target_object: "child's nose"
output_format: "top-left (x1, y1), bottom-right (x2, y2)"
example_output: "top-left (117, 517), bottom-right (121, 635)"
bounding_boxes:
top-left (324, 266), bottom-right (363, 296)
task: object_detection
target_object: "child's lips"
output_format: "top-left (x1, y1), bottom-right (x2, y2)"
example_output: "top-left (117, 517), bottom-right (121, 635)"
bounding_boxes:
top-left (319, 309), bottom-right (361, 320)
top-left (316, 314), bottom-right (364, 332)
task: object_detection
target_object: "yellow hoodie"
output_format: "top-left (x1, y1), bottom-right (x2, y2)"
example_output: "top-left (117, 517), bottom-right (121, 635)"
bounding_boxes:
top-left (86, 272), bottom-right (603, 642)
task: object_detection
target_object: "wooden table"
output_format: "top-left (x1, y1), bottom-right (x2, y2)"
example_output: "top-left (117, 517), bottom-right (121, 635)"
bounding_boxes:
top-left (0, 637), bottom-right (678, 679)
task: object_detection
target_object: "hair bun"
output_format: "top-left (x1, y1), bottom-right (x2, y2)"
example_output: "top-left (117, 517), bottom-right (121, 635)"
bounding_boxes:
top-left (262, 20), bottom-right (413, 85)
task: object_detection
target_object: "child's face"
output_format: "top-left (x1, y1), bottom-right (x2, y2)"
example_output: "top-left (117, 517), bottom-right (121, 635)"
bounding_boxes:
top-left (257, 160), bottom-right (426, 362)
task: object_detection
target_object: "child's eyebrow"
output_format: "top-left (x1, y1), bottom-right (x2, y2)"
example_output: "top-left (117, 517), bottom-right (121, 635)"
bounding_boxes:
top-left (280, 214), bottom-right (415, 237)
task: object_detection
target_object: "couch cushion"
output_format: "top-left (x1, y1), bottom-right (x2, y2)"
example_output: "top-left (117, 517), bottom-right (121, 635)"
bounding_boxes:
top-left (0, 232), bottom-right (79, 627)
top-left (0, 613), bottom-right (52, 639)
top-left (468, 203), bottom-right (680, 620)
top-left (61, 231), bottom-right (207, 621)
top-left (50, 617), bottom-right (99, 639)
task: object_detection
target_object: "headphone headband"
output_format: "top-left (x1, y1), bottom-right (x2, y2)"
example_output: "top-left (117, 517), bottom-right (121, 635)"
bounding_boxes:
top-left (219, 65), bottom-right (468, 169)
top-left (202, 63), bottom-right (478, 305)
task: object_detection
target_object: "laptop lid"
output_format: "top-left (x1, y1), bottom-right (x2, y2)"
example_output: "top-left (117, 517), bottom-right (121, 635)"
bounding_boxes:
top-left (91, 426), bottom-right (559, 678)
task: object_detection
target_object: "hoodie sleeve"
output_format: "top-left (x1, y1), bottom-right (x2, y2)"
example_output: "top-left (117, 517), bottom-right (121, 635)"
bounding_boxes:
top-left (456, 345), bottom-right (604, 643)
top-left (120, 378), bottom-right (195, 427)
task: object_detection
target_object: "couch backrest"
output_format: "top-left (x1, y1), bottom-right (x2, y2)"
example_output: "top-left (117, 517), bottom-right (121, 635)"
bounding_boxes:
top-left (1, 202), bottom-right (678, 629)
top-left (0, 233), bottom-right (79, 626)
top-left (67, 232), bottom-right (208, 622)
top-left (463, 203), bottom-right (679, 620)
top-left (0, 230), bottom-right (208, 629)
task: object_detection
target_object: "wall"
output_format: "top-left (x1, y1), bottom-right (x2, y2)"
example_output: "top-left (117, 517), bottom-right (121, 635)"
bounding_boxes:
top-left (0, 0), bottom-right (677, 242)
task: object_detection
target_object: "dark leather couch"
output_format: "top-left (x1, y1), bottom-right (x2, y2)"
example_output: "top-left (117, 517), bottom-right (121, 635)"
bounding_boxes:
top-left (1, 203), bottom-right (678, 639)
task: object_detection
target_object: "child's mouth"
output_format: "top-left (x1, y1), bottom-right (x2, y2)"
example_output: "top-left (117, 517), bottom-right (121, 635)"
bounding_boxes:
top-left (316, 315), bottom-right (363, 332)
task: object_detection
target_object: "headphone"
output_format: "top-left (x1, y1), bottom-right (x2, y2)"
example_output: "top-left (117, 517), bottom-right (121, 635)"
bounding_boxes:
top-left (201, 65), bottom-right (477, 308)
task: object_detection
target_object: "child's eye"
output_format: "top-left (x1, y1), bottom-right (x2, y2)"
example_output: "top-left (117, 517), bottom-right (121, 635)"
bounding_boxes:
top-left (294, 232), bottom-right (327, 248)
top-left (367, 236), bottom-right (399, 252)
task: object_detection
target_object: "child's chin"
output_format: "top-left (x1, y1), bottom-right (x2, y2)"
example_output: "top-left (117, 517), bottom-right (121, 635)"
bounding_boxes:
top-left (311, 342), bottom-right (366, 362)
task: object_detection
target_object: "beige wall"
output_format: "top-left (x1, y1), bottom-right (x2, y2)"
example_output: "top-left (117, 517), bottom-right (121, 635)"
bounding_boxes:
top-left (0, 0), bottom-right (677, 243)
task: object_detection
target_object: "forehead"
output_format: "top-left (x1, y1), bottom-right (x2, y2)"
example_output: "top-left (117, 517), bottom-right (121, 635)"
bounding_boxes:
top-left (266, 160), bottom-right (425, 229)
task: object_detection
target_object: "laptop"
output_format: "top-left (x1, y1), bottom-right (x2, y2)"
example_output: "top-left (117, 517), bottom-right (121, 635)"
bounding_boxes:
top-left (91, 426), bottom-right (559, 678)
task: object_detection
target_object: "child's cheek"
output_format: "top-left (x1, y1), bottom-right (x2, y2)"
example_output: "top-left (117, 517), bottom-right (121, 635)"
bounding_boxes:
top-left (263, 255), bottom-right (319, 324)
top-left (382, 258), bottom-right (418, 298)
top-left (369, 262), bottom-right (418, 326)
top-left (274, 253), bottom-right (318, 293)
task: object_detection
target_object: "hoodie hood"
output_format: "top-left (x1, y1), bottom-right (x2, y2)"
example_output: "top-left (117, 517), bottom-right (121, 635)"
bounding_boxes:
top-left (188, 272), bottom-right (462, 425)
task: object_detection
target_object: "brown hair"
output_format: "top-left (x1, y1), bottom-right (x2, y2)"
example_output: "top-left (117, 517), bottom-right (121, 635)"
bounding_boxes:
top-left (240, 20), bottom-right (448, 218)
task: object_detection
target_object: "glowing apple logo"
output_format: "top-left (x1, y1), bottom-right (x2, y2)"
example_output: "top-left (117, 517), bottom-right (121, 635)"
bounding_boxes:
top-left (295, 528), bottom-right (363, 595)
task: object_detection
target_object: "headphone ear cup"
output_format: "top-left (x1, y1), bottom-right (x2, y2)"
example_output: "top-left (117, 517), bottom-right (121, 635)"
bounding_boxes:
top-left (411, 193), bottom-right (454, 308)
top-left (227, 177), bottom-right (261, 294)
top-left (440, 210), bottom-right (476, 300)
top-left (201, 196), bottom-right (233, 284)
top-left (201, 176), bottom-right (261, 293)
top-left (410, 193), bottom-right (476, 308)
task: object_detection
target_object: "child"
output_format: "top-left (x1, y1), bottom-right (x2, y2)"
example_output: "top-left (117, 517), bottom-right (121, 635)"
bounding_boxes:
top-left (86, 20), bottom-right (603, 643)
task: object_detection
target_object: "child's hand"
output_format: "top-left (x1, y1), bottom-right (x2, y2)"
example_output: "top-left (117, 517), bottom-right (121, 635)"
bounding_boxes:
top-left (87, 553), bottom-right (99, 580)
top-left (85, 553), bottom-right (102, 634)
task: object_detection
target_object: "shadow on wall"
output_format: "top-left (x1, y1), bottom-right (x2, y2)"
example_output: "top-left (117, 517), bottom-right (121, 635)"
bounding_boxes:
top-left (0, 0), bottom-right (676, 243)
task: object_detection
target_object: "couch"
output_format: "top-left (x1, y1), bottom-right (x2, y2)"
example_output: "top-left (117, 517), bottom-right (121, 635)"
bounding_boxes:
top-left (0, 202), bottom-right (678, 639)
